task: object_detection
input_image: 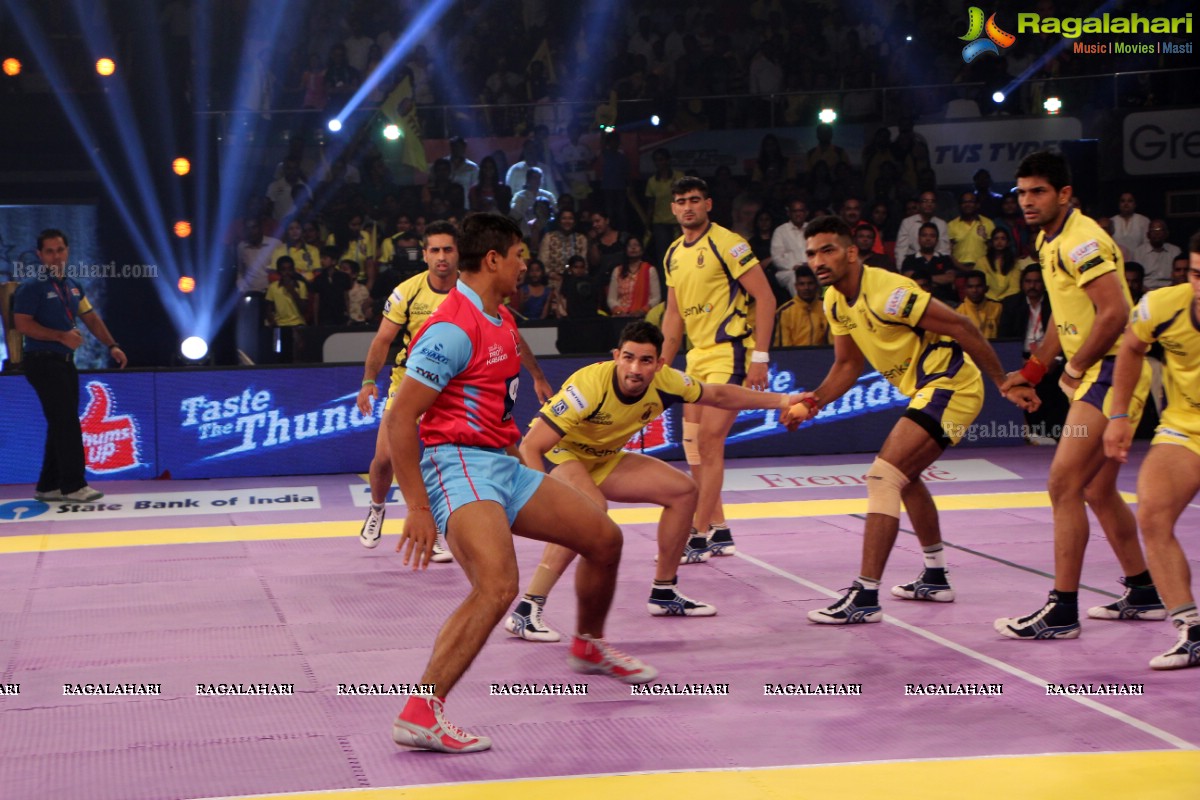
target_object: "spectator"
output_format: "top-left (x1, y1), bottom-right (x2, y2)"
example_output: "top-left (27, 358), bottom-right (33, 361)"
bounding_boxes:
top-left (1134, 219), bottom-right (1182, 289)
top-left (972, 168), bottom-right (1005, 219)
top-left (598, 131), bottom-right (632, 230)
top-left (948, 191), bottom-right (995, 272)
top-left (517, 258), bottom-right (553, 320)
top-left (901, 222), bottom-right (957, 305)
top-left (957, 269), bottom-right (1002, 339)
top-left (1172, 253), bottom-right (1189, 285)
top-left (300, 53), bottom-right (328, 110)
top-left (854, 223), bottom-right (892, 270)
top-left (521, 199), bottom-right (556, 255)
top-left (749, 209), bottom-right (779, 295)
top-left (509, 168), bottom-right (557, 227)
top-left (265, 256), bottom-right (309, 362)
top-left (1112, 191), bottom-right (1150, 256)
top-left (628, 15), bottom-right (659, 63)
top-left (894, 191), bottom-right (951, 261)
top-left (421, 157), bottom-right (467, 219)
top-left (469, 156), bottom-right (512, 214)
top-left (266, 157), bottom-right (309, 223)
top-left (644, 148), bottom-right (685, 264)
top-left (271, 219), bottom-right (321, 282)
top-left (841, 197), bottom-right (882, 255)
top-left (905, 267), bottom-right (934, 294)
top-left (324, 44), bottom-right (360, 103)
top-left (311, 246), bottom-right (352, 325)
top-left (606, 237), bottom-right (660, 317)
top-left (447, 136), bottom-right (480, 206)
top-left (1125, 261), bottom-right (1146, 303)
top-left (326, 213), bottom-right (377, 288)
top-left (557, 122), bottom-right (595, 205)
top-left (806, 122), bottom-right (850, 174)
top-left (773, 266), bottom-right (829, 347)
top-left (538, 208), bottom-right (588, 272)
top-left (236, 217), bottom-right (282, 297)
top-left (769, 198), bottom-right (809, 299)
top-left (344, 263), bottom-right (373, 326)
top-left (980, 228), bottom-right (1029, 301)
top-left (996, 192), bottom-right (1034, 259)
top-left (870, 201), bottom-right (898, 260)
top-left (999, 264), bottom-right (1051, 355)
top-left (587, 210), bottom-right (629, 282)
top-left (343, 20), bottom-right (374, 73)
top-left (506, 140), bottom-right (559, 201)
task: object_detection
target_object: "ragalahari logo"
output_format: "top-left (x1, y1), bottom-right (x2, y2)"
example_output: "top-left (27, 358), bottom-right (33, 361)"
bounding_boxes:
top-left (80, 380), bottom-right (142, 472)
top-left (960, 7), bottom-right (1016, 62)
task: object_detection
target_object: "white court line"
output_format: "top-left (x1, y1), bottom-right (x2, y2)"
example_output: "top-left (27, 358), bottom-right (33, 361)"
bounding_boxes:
top-left (735, 551), bottom-right (1197, 752)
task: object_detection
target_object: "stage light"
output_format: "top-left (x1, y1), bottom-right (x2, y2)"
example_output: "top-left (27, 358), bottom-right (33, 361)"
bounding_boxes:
top-left (1043, 96), bottom-right (1062, 115)
top-left (180, 336), bottom-right (209, 361)
top-left (2, 58), bottom-right (20, 76)
top-left (818, 108), bottom-right (837, 124)
top-left (382, 123), bottom-right (400, 140)
top-left (905, 35), bottom-right (913, 42)
top-left (327, 118), bottom-right (342, 132)
top-left (178, 276), bottom-right (196, 293)
top-left (95, 58), bottom-right (116, 76)
top-left (992, 90), bottom-right (1006, 103)
top-left (650, 115), bottom-right (661, 126)
top-left (172, 157), bottom-right (191, 176)
top-left (174, 220), bottom-right (192, 238)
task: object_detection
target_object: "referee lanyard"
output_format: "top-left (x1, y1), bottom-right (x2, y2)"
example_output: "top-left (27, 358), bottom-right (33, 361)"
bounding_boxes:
top-left (51, 279), bottom-right (77, 328)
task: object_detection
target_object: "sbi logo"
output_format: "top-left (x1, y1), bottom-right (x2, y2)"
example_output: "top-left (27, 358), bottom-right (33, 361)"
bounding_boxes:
top-left (0, 500), bottom-right (49, 521)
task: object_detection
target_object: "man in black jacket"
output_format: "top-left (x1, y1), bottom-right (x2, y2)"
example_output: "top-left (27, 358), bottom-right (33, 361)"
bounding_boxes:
top-left (998, 264), bottom-right (1065, 441)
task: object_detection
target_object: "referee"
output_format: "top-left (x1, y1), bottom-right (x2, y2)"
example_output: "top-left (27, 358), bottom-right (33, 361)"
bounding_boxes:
top-left (13, 229), bottom-right (126, 503)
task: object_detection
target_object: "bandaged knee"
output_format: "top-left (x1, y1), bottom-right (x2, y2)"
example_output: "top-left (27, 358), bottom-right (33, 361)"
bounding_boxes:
top-left (682, 421), bottom-right (702, 466)
top-left (865, 458), bottom-right (909, 519)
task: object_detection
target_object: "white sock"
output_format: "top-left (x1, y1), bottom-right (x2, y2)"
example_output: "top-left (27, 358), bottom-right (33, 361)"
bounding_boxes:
top-left (923, 544), bottom-right (946, 570)
top-left (1169, 604), bottom-right (1199, 626)
top-left (856, 576), bottom-right (881, 591)
top-left (370, 501), bottom-right (385, 511)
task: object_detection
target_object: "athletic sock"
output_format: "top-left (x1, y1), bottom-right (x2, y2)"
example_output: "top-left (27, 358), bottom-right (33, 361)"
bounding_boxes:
top-left (653, 578), bottom-right (677, 588)
top-left (370, 501), bottom-right (385, 511)
top-left (1054, 590), bottom-right (1079, 605)
top-left (922, 543), bottom-right (946, 570)
top-left (1125, 569), bottom-right (1153, 588)
top-left (921, 567), bottom-right (947, 584)
top-left (1169, 604), bottom-right (1200, 627)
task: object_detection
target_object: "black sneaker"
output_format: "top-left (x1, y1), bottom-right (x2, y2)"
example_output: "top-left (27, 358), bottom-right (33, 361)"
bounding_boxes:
top-left (708, 524), bottom-right (736, 556)
top-left (891, 568), bottom-right (956, 603)
top-left (647, 581), bottom-right (717, 616)
top-left (807, 582), bottom-right (882, 624)
top-left (995, 591), bottom-right (1081, 639)
top-left (1086, 577), bottom-right (1166, 620)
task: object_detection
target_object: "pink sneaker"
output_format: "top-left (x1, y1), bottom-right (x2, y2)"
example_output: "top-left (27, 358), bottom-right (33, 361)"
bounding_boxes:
top-left (568, 634), bottom-right (658, 684)
top-left (392, 695), bottom-right (491, 753)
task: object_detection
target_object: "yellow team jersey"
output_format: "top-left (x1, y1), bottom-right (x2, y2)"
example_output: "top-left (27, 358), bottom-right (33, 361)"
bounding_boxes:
top-left (537, 361), bottom-right (704, 461)
top-left (1036, 210), bottom-right (1130, 380)
top-left (958, 298), bottom-right (1002, 339)
top-left (774, 297), bottom-right (830, 346)
top-left (270, 243), bottom-right (321, 280)
top-left (383, 271), bottom-right (453, 371)
top-left (326, 231), bottom-right (378, 277)
top-left (1129, 285), bottom-right (1200, 434)
top-left (664, 223), bottom-right (759, 349)
top-left (265, 281), bottom-right (308, 326)
top-left (947, 216), bottom-right (995, 268)
top-left (825, 266), bottom-right (980, 398)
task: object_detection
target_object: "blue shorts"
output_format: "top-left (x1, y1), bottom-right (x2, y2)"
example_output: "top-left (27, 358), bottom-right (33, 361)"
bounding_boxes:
top-left (420, 444), bottom-right (546, 534)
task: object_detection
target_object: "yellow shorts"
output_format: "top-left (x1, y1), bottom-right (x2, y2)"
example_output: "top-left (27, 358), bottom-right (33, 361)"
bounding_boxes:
top-left (545, 445), bottom-right (627, 486)
top-left (1073, 355), bottom-right (1150, 429)
top-left (685, 339), bottom-right (752, 385)
top-left (906, 374), bottom-right (984, 447)
top-left (1151, 412), bottom-right (1200, 460)
top-left (384, 366), bottom-right (406, 412)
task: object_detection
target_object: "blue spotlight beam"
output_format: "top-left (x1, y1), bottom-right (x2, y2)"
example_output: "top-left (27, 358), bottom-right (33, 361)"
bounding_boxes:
top-left (996, 1), bottom-right (1124, 104)
top-left (331, 0), bottom-right (460, 124)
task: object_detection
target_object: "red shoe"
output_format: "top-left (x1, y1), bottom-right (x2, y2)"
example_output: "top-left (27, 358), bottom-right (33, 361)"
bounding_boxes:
top-left (392, 695), bottom-right (491, 753)
top-left (568, 634), bottom-right (658, 684)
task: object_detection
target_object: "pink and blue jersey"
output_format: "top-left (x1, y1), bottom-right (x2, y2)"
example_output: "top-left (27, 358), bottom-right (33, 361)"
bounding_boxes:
top-left (405, 281), bottom-right (522, 449)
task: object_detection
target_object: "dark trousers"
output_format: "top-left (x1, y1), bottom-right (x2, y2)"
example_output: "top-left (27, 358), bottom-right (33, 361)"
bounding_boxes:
top-left (23, 355), bottom-right (87, 493)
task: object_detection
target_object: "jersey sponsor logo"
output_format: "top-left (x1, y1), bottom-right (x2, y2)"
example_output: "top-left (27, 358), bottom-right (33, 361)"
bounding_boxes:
top-left (551, 399), bottom-right (568, 416)
top-left (1077, 256), bottom-right (1105, 273)
top-left (676, 369), bottom-right (694, 386)
top-left (1069, 239), bottom-right (1100, 264)
top-left (1132, 295), bottom-right (1151, 323)
top-left (382, 299), bottom-right (393, 315)
top-left (682, 302), bottom-right (714, 317)
top-left (417, 342), bottom-right (451, 364)
top-left (486, 343), bottom-right (509, 365)
top-left (729, 242), bottom-right (750, 260)
top-left (1057, 321), bottom-right (1079, 336)
top-left (901, 294), bottom-right (918, 317)
top-left (884, 287), bottom-right (908, 316)
top-left (565, 384), bottom-right (588, 411)
top-left (588, 411), bottom-right (614, 425)
top-left (412, 366), bottom-right (441, 384)
top-left (879, 356), bottom-right (913, 382)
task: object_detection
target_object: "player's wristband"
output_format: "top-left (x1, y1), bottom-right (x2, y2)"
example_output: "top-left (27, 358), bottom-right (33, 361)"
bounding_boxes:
top-left (361, 379), bottom-right (376, 387)
top-left (1064, 363), bottom-right (1084, 380)
top-left (800, 395), bottom-right (821, 413)
top-left (1108, 413), bottom-right (1129, 420)
top-left (1018, 356), bottom-right (1047, 385)
top-left (750, 350), bottom-right (770, 364)
top-left (108, 342), bottom-right (121, 350)
top-left (407, 504), bottom-right (432, 512)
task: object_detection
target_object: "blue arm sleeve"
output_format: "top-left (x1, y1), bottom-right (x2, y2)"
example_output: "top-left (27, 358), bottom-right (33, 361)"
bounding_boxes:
top-left (405, 322), bottom-right (473, 391)
top-left (12, 282), bottom-right (39, 316)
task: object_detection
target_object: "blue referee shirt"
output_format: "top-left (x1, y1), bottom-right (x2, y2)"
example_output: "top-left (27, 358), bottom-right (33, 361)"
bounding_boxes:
top-left (13, 275), bottom-right (92, 356)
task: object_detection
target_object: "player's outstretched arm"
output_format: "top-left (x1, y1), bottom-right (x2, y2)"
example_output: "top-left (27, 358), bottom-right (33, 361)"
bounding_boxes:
top-left (517, 418), bottom-right (563, 474)
top-left (810, 333), bottom-right (867, 409)
top-left (385, 376), bottom-right (442, 570)
top-left (1102, 326), bottom-right (1150, 463)
top-left (357, 318), bottom-right (403, 414)
top-left (694, 382), bottom-right (798, 413)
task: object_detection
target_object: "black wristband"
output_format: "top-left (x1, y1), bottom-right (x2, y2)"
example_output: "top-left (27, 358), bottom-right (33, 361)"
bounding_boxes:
top-left (108, 342), bottom-right (121, 350)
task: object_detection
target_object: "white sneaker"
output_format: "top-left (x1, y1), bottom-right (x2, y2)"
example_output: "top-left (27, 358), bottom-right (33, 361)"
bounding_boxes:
top-left (34, 489), bottom-right (64, 502)
top-left (62, 486), bottom-right (103, 502)
top-left (1149, 621), bottom-right (1200, 670)
top-left (360, 504), bottom-right (385, 548)
top-left (430, 534), bottom-right (453, 563)
top-left (504, 595), bottom-right (561, 642)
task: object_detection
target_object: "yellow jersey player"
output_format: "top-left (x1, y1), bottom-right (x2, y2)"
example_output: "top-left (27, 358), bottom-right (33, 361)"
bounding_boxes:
top-left (355, 220), bottom-right (552, 555)
top-left (505, 320), bottom-right (807, 641)
top-left (996, 151), bottom-right (1162, 640)
top-left (1103, 230), bottom-right (1200, 669)
top-left (782, 215), bottom-right (1037, 625)
top-left (659, 176), bottom-right (777, 558)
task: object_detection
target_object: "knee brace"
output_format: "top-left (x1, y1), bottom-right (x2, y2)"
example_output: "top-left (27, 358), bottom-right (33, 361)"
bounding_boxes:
top-left (865, 458), bottom-right (909, 519)
top-left (682, 421), bottom-right (702, 466)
